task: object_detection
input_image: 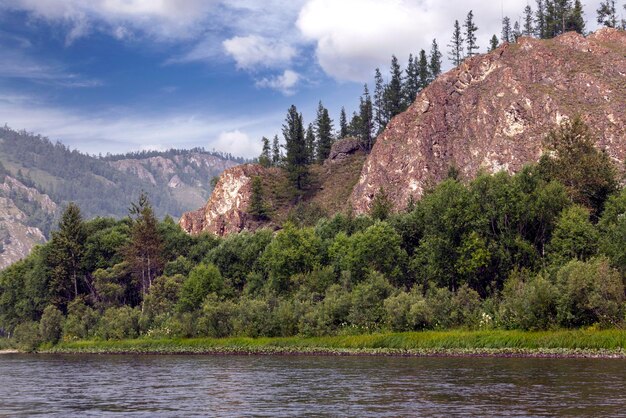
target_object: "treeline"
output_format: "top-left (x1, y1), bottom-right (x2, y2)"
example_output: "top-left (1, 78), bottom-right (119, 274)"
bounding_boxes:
top-left (1, 118), bottom-right (624, 348)
top-left (101, 147), bottom-right (248, 165)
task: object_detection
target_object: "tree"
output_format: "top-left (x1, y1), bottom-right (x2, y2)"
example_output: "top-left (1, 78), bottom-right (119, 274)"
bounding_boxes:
top-left (384, 55), bottom-right (404, 119)
top-left (428, 39), bottom-right (442, 81)
top-left (489, 35), bottom-right (499, 51)
top-left (259, 136), bottom-right (271, 168)
top-left (370, 187), bottom-right (393, 221)
top-left (315, 102), bottom-right (334, 163)
top-left (523, 5), bottom-right (534, 36)
top-left (177, 263), bottom-right (224, 312)
top-left (305, 123), bottom-right (316, 164)
top-left (249, 176), bottom-right (269, 221)
top-left (597, 0), bottom-right (617, 28)
top-left (358, 84), bottom-right (374, 152)
top-left (47, 202), bottom-right (87, 307)
top-left (513, 21), bottom-right (522, 42)
top-left (272, 135), bottom-right (281, 166)
top-left (548, 205), bottom-right (599, 265)
top-left (535, 0), bottom-right (547, 38)
top-left (448, 20), bottom-right (464, 66)
top-left (373, 68), bottom-right (388, 136)
top-left (502, 16), bottom-right (512, 43)
top-left (283, 105), bottom-right (308, 192)
top-left (125, 192), bottom-right (163, 305)
top-left (339, 107), bottom-right (348, 139)
top-left (568, 0), bottom-right (585, 34)
top-left (403, 53), bottom-right (419, 107)
top-left (464, 10), bottom-right (479, 57)
top-left (417, 49), bottom-right (430, 91)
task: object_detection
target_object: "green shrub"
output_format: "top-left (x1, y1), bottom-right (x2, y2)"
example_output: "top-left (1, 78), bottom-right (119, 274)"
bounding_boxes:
top-left (197, 294), bottom-right (236, 338)
top-left (384, 289), bottom-right (432, 331)
top-left (62, 297), bottom-right (98, 340)
top-left (347, 271), bottom-right (394, 330)
top-left (39, 305), bottom-right (63, 344)
top-left (233, 298), bottom-right (275, 337)
top-left (499, 272), bottom-right (558, 330)
top-left (14, 321), bottom-right (42, 352)
top-left (177, 264), bottom-right (224, 312)
top-left (96, 306), bottom-right (140, 340)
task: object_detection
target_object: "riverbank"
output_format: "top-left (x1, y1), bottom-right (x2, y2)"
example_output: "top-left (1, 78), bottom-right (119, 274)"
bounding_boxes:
top-left (43, 329), bottom-right (626, 358)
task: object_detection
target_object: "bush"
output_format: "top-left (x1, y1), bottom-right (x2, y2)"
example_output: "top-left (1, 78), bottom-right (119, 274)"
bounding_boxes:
top-left (14, 321), bottom-right (42, 352)
top-left (39, 305), bottom-right (63, 344)
top-left (197, 294), bottom-right (236, 338)
top-left (499, 272), bottom-right (558, 330)
top-left (232, 298), bottom-right (275, 337)
top-left (557, 258), bottom-right (625, 328)
top-left (384, 289), bottom-right (431, 331)
top-left (347, 271), bottom-right (394, 330)
top-left (177, 264), bottom-right (224, 312)
top-left (95, 306), bottom-right (140, 340)
top-left (62, 297), bottom-right (98, 340)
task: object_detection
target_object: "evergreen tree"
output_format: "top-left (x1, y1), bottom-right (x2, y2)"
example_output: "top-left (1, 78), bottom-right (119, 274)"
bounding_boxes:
top-left (535, 0), bottom-right (547, 38)
top-left (524, 5), bottom-right (535, 36)
top-left (305, 123), bottom-right (316, 165)
top-left (464, 10), bottom-right (479, 57)
top-left (568, 0), bottom-right (585, 34)
top-left (428, 39), bottom-right (443, 80)
top-left (448, 20), bottom-right (464, 66)
top-left (417, 49), bottom-right (430, 91)
top-left (339, 107), bottom-right (348, 139)
top-left (502, 16), bottom-right (512, 43)
top-left (315, 101), bottom-right (334, 163)
top-left (347, 112), bottom-right (361, 139)
top-left (359, 84), bottom-right (374, 152)
top-left (283, 105), bottom-right (308, 191)
top-left (513, 21), bottom-right (522, 42)
top-left (489, 35), bottom-right (500, 51)
top-left (384, 55), bottom-right (404, 118)
top-left (597, 0), bottom-right (626, 28)
top-left (272, 135), bottom-right (281, 166)
top-left (125, 192), bottom-right (163, 305)
top-left (47, 203), bottom-right (86, 307)
top-left (259, 137), bottom-right (271, 168)
top-left (248, 176), bottom-right (268, 220)
top-left (373, 68), bottom-right (388, 136)
top-left (403, 54), bottom-right (419, 107)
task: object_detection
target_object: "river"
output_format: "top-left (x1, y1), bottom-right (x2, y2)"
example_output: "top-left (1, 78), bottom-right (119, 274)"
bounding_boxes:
top-left (0, 354), bottom-right (624, 416)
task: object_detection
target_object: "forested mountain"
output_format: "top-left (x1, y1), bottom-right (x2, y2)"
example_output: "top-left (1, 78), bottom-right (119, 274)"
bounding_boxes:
top-left (0, 126), bottom-right (241, 268)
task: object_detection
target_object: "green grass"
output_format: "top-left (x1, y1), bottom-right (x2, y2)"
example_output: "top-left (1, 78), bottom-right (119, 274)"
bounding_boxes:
top-left (45, 329), bottom-right (626, 357)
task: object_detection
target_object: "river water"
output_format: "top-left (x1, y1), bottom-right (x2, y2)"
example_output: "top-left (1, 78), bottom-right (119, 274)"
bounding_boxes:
top-left (0, 354), bottom-right (624, 417)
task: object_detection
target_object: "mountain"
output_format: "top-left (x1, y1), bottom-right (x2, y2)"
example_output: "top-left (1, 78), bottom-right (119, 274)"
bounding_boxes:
top-left (0, 126), bottom-right (242, 267)
top-left (180, 29), bottom-right (626, 236)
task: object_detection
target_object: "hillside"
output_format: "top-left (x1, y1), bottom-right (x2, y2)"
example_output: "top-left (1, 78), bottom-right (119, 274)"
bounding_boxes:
top-left (0, 127), bottom-right (241, 267)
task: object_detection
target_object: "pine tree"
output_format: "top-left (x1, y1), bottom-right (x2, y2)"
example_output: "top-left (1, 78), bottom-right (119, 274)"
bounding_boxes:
top-left (272, 135), bottom-right (281, 166)
top-left (535, 0), bottom-right (547, 38)
top-left (384, 55), bottom-right (404, 118)
top-left (403, 53), bottom-right (419, 107)
top-left (417, 49), bottom-right (430, 91)
top-left (248, 176), bottom-right (268, 220)
top-left (339, 107), bottom-right (348, 139)
top-left (524, 5), bottom-right (534, 36)
top-left (259, 136), bottom-right (271, 168)
top-left (283, 105), bottom-right (308, 191)
top-left (359, 84), bottom-right (374, 152)
top-left (305, 123), bottom-right (316, 165)
top-left (315, 102), bottom-right (334, 163)
top-left (373, 68), bottom-right (388, 136)
top-left (47, 202), bottom-right (86, 307)
top-left (568, 0), bottom-right (585, 34)
top-left (448, 20), bottom-right (464, 66)
top-left (125, 192), bottom-right (163, 305)
top-left (489, 34), bottom-right (499, 51)
top-left (429, 39), bottom-right (443, 81)
top-left (513, 21), bottom-right (522, 42)
top-left (347, 112), bottom-right (361, 139)
top-left (597, 0), bottom-right (626, 28)
top-left (502, 16), bottom-right (512, 43)
top-left (464, 10), bottom-right (479, 57)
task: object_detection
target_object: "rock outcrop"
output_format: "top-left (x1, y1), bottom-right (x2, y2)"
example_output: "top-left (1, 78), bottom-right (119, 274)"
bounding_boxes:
top-left (351, 29), bottom-right (626, 213)
top-left (326, 137), bottom-right (362, 164)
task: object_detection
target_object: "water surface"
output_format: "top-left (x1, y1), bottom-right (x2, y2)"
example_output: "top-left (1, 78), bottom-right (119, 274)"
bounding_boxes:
top-left (0, 354), bottom-right (624, 416)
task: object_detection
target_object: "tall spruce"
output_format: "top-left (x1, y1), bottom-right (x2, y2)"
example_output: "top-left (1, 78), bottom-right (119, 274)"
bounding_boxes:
top-left (125, 192), bottom-right (163, 305)
top-left (384, 55), bottom-right (404, 118)
top-left (403, 54), bottom-right (419, 107)
top-left (448, 19), bottom-right (464, 66)
top-left (568, 0), bottom-right (585, 34)
top-left (305, 123), bottom-right (316, 164)
top-left (513, 21), bottom-right (522, 42)
top-left (248, 176), bottom-right (268, 220)
top-left (272, 135), bottom-right (281, 166)
top-left (429, 39), bottom-right (443, 81)
top-left (315, 102), bottom-right (334, 163)
top-left (373, 68), bottom-right (388, 136)
top-left (523, 5), bottom-right (534, 36)
top-left (417, 49), bottom-right (430, 91)
top-left (283, 105), bottom-right (308, 191)
top-left (535, 0), bottom-right (547, 38)
top-left (489, 34), bottom-right (499, 51)
top-left (339, 107), bottom-right (348, 139)
top-left (502, 16), bottom-right (512, 43)
top-left (464, 10), bottom-right (479, 57)
top-left (359, 84), bottom-right (374, 152)
top-left (259, 136), bottom-right (271, 168)
top-left (597, 0), bottom-right (617, 27)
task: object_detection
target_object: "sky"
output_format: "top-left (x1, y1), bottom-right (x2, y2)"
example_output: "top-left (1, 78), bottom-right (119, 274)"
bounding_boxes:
top-left (0, 0), bottom-right (610, 158)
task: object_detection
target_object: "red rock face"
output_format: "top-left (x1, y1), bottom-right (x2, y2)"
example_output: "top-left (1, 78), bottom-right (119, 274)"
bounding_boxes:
top-left (179, 164), bottom-right (267, 236)
top-left (350, 29), bottom-right (626, 214)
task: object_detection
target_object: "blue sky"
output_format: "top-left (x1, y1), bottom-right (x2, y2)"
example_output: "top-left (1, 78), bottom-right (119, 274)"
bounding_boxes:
top-left (0, 0), bottom-right (607, 158)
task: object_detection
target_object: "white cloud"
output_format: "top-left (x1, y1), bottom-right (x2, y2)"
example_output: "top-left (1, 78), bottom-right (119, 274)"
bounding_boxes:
top-left (255, 70), bottom-right (301, 95)
top-left (214, 130), bottom-right (259, 157)
top-left (223, 35), bottom-right (297, 70)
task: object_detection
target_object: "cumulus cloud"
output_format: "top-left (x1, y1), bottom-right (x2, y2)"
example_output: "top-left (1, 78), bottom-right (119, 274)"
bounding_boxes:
top-left (255, 70), bottom-right (301, 95)
top-left (214, 130), bottom-right (259, 157)
top-left (223, 35), bottom-right (297, 70)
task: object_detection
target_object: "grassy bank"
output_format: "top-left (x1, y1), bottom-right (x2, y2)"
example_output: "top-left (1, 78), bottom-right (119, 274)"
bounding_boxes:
top-left (44, 329), bottom-right (626, 358)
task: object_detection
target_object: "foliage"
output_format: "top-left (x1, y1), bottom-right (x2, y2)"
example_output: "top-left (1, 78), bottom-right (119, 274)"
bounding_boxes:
top-left (177, 264), bottom-right (224, 312)
top-left (39, 305), bottom-right (63, 344)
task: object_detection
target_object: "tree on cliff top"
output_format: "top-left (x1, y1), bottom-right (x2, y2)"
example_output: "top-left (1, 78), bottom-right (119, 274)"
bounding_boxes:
top-left (283, 105), bottom-right (309, 193)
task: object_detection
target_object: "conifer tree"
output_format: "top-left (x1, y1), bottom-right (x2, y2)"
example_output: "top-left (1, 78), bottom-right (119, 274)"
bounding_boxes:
top-left (283, 105), bottom-right (308, 191)
top-left (384, 55), bottom-right (404, 118)
top-left (403, 54), bottom-right (419, 107)
top-left (428, 39), bottom-right (443, 81)
top-left (489, 35), bottom-right (499, 51)
top-left (315, 102), bottom-right (334, 163)
top-left (535, 0), bottom-right (547, 38)
top-left (347, 112), bottom-right (361, 139)
top-left (259, 136), bottom-right (271, 168)
top-left (305, 123), bottom-right (316, 165)
top-left (524, 5), bottom-right (535, 36)
top-left (597, 0), bottom-right (617, 28)
top-left (248, 176), bottom-right (268, 220)
top-left (339, 107), bottom-right (348, 139)
top-left (464, 10), bottom-right (479, 57)
top-left (417, 50), bottom-right (430, 91)
top-left (272, 135), bottom-right (281, 166)
top-left (448, 20), bottom-right (464, 66)
top-left (568, 0), bottom-right (585, 34)
top-left (373, 68), bottom-right (388, 136)
top-left (513, 21), bottom-right (522, 42)
top-left (502, 16), bottom-right (512, 43)
top-left (359, 84), bottom-right (374, 152)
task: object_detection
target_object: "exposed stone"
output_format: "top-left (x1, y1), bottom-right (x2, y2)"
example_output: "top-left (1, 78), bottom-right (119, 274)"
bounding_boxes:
top-left (350, 29), bottom-right (626, 213)
top-left (326, 137), bottom-right (363, 164)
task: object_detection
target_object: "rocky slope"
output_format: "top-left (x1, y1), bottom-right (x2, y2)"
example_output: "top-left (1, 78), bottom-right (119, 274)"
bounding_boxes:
top-left (351, 29), bottom-right (626, 213)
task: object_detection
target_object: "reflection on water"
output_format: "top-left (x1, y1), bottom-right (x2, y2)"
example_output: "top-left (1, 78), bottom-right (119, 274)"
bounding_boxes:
top-left (0, 354), bottom-right (624, 416)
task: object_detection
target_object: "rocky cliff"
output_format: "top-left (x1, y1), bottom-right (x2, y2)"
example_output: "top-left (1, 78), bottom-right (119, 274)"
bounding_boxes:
top-left (351, 29), bottom-right (626, 213)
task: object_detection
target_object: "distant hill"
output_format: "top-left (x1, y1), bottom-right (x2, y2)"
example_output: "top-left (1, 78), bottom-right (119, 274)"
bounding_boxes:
top-left (0, 126), bottom-right (243, 268)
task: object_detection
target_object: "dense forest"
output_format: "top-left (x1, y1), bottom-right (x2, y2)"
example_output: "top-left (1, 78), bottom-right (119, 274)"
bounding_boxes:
top-left (1, 118), bottom-right (624, 349)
